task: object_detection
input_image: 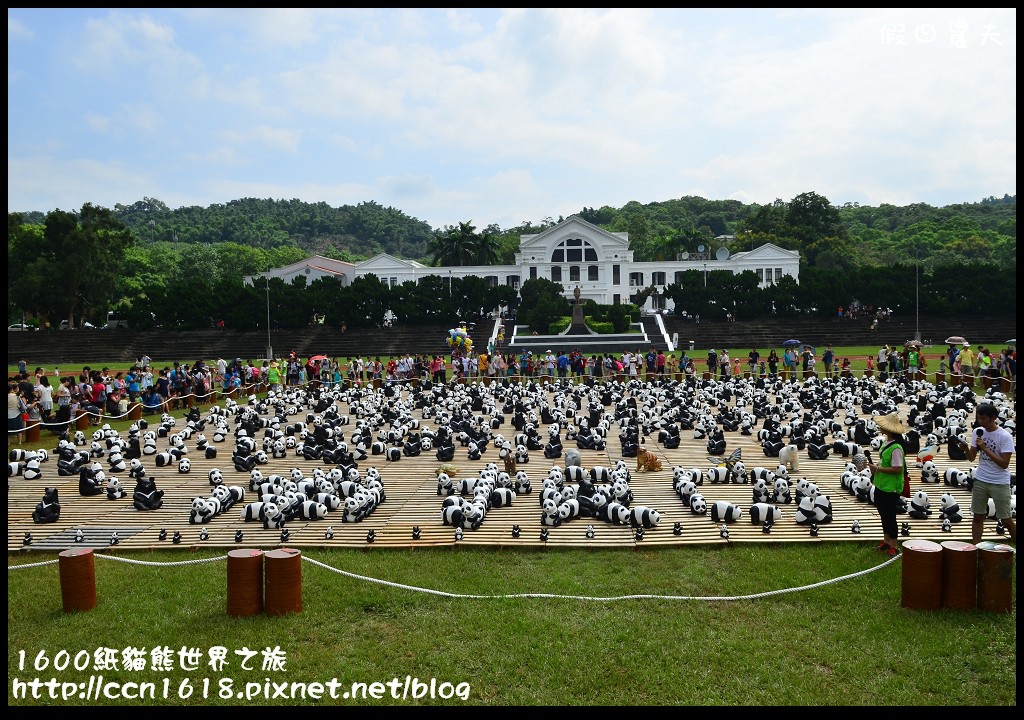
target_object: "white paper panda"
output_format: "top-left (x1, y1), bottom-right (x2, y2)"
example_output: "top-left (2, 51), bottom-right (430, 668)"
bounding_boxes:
top-left (178, 457), bottom-right (191, 474)
top-left (749, 503), bottom-right (783, 524)
top-left (710, 500), bottom-right (742, 523)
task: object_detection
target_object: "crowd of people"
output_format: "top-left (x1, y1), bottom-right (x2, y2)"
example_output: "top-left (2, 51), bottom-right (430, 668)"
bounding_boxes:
top-left (9, 338), bottom-right (1017, 441)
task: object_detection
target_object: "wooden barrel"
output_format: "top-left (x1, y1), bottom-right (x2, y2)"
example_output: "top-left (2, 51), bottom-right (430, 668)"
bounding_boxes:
top-left (1000, 377), bottom-right (1012, 393)
top-left (74, 408), bottom-right (90, 431)
top-left (900, 539), bottom-right (943, 610)
top-left (58, 547), bottom-right (97, 613)
top-left (25, 420), bottom-right (41, 443)
top-left (226, 549), bottom-right (264, 617)
top-left (977, 545), bottom-right (1014, 613)
top-left (940, 541), bottom-right (977, 610)
top-left (264, 548), bottom-right (302, 616)
top-left (128, 402), bottom-right (142, 421)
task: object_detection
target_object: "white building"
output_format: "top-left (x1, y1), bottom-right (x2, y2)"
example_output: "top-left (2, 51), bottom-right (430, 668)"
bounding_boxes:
top-left (244, 215), bottom-right (800, 312)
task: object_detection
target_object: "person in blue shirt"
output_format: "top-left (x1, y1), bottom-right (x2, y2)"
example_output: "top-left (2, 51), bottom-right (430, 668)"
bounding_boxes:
top-left (141, 386), bottom-right (163, 414)
top-left (556, 351), bottom-right (569, 378)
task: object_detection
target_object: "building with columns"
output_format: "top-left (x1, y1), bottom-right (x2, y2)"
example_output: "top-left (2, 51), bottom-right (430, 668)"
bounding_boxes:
top-left (244, 215), bottom-right (800, 312)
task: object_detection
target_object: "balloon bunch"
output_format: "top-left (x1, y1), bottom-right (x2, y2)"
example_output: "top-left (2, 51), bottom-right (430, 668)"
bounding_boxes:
top-left (446, 325), bottom-right (473, 353)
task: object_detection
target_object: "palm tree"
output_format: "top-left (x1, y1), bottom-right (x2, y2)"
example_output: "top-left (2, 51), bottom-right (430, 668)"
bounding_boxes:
top-left (428, 221), bottom-right (501, 266)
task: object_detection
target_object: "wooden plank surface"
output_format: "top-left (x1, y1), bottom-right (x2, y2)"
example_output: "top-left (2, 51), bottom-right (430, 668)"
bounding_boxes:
top-left (8, 378), bottom-right (1005, 553)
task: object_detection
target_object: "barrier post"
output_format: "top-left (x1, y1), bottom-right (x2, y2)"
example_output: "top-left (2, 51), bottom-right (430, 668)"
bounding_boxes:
top-left (74, 408), bottom-right (90, 431)
top-left (227, 549), bottom-right (264, 617)
top-left (58, 548), bottom-right (97, 613)
top-left (977, 545), bottom-right (1014, 613)
top-left (940, 541), bottom-right (977, 610)
top-left (264, 548), bottom-right (302, 616)
top-left (900, 539), bottom-right (943, 610)
top-left (25, 420), bottom-right (41, 443)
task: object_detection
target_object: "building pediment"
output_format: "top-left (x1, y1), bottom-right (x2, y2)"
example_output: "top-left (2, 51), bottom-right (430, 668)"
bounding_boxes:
top-left (356, 253), bottom-right (427, 271)
top-left (518, 215), bottom-right (629, 252)
top-left (731, 243), bottom-right (800, 261)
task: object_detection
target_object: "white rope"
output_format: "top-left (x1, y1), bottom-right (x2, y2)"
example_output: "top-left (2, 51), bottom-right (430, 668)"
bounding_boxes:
top-left (301, 553), bottom-right (902, 601)
top-left (94, 553), bottom-right (227, 567)
top-left (7, 552), bottom-right (901, 600)
top-left (8, 558), bottom-right (59, 570)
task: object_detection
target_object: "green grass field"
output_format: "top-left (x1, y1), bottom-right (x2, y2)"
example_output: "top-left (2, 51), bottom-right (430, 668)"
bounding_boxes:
top-left (6, 545), bottom-right (1017, 706)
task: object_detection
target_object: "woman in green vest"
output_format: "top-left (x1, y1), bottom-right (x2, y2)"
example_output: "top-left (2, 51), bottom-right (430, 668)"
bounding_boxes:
top-left (867, 413), bottom-right (909, 556)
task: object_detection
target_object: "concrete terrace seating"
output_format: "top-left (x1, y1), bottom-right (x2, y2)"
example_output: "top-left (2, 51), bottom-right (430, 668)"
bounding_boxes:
top-left (7, 314), bottom-right (1014, 365)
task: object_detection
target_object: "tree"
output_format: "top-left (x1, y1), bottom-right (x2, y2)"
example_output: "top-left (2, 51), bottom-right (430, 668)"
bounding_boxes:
top-left (518, 278), bottom-right (569, 333)
top-left (9, 204), bottom-right (135, 327)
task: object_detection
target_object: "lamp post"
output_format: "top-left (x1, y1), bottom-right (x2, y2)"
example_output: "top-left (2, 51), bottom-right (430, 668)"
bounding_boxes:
top-left (914, 246), bottom-right (920, 342)
top-left (265, 276), bottom-right (273, 360)
top-left (703, 263), bottom-right (707, 288)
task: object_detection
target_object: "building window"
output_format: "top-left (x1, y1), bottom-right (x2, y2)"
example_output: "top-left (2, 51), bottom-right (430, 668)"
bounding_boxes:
top-left (756, 268), bottom-right (764, 283)
top-left (569, 266), bottom-right (580, 282)
top-left (551, 237), bottom-right (600, 264)
top-left (613, 265), bottom-right (620, 285)
top-left (652, 271), bottom-right (666, 286)
top-left (485, 275), bottom-right (498, 288)
top-left (506, 275), bottom-right (520, 289)
top-left (613, 294), bottom-right (620, 305)
top-left (390, 277), bottom-right (398, 288)
top-left (775, 268), bottom-right (783, 282)
top-left (588, 265), bottom-right (598, 281)
top-left (530, 266), bottom-right (537, 280)
top-left (674, 271), bottom-right (685, 284)
top-left (629, 272), bottom-right (644, 287)
top-left (551, 266), bottom-right (562, 282)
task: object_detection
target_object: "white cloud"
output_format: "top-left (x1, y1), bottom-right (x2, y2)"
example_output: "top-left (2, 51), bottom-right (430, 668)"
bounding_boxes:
top-left (7, 8), bottom-right (1016, 227)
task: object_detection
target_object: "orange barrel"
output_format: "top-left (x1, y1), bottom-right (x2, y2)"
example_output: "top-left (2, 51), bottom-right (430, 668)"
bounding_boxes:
top-left (25, 420), bottom-right (41, 443)
top-left (226, 549), bottom-right (264, 617)
top-left (977, 545), bottom-right (1014, 613)
top-left (900, 539), bottom-right (943, 610)
top-left (1000, 377), bottom-right (1012, 393)
top-left (940, 541), bottom-right (978, 610)
top-left (74, 409), bottom-right (90, 431)
top-left (934, 372), bottom-right (945, 385)
top-left (58, 547), bottom-right (97, 613)
top-left (264, 548), bottom-right (302, 616)
top-left (128, 402), bottom-right (142, 421)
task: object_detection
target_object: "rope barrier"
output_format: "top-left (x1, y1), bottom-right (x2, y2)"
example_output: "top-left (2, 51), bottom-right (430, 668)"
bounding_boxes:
top-left (7, 551), bottom-right (901, 601)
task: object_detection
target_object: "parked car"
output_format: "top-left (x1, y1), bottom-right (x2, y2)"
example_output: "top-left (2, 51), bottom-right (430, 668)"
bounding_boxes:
top-left (7, 323), bottom-right (37, 331)
top-left (59, 320), bottom-right (96, 330)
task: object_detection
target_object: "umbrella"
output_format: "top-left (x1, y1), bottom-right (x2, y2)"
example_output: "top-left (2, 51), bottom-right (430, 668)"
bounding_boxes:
top-left (945, 336), bottom-right (967, 345)
top-left (904, 340), bottom-right (923, 349)
top-left (782, 339), bottom-right (802, 348)
top-left (1007, 339), bottom-right (1016, 346)
top-left (309, 354), bottom-right (328, 362)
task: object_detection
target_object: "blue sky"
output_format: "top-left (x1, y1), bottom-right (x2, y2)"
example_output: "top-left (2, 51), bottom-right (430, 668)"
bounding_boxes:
top-left (7, 8), bottom-right (1016, 231)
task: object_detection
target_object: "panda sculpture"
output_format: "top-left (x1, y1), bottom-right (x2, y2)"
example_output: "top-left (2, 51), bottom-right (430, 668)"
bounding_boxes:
top-left (31, 487), bottom-right (61, 524)
top-left (710, 500), bottom-right (742, 524)
top-left (748, 503), bottom-right (783, 525)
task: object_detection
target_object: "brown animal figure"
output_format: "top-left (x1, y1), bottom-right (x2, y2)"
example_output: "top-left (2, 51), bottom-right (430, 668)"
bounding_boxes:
top-left (636, 447), bottom-right (663, 472)
top-left (503, 453), bottom-right (517, 475)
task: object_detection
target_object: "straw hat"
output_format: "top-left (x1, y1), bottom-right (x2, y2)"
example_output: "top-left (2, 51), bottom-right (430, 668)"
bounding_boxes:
top-left (875, 413), bottom-right (909, 436)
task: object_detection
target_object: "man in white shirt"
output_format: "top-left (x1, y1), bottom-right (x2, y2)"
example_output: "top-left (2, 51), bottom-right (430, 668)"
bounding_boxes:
top-left (544, 351), bottom-right (556, 377)
top-left (964, 402), bottom-right (1016, 544)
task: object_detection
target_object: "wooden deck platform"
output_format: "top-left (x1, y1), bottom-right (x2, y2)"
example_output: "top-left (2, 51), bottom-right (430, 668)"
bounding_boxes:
top-left (8, 379), bottom-right (1006, 554)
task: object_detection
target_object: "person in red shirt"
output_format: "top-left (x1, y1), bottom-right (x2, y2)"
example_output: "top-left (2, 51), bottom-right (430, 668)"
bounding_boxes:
top-left (656, 350), bottom-right (667, 379)
top-left (90, 372), bottom-right (106, 425)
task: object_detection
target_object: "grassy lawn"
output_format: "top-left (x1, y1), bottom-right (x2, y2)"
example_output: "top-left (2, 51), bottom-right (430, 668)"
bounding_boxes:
top-left (7, 545), bottom-right (1016, 706)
